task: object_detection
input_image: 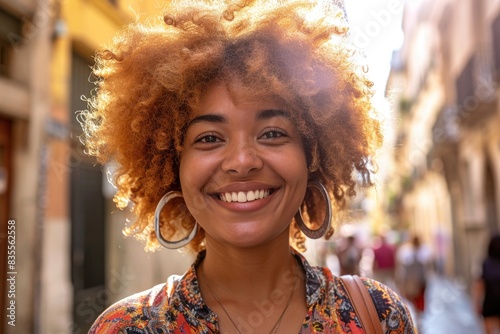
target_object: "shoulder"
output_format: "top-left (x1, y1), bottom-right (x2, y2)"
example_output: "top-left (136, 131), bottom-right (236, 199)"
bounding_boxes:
top-left (319, 272), bottom-right (416, 333)
top-left (359, 277), bottom-right (417, 333)
top-left (88, 277), bottom-right (180, 333)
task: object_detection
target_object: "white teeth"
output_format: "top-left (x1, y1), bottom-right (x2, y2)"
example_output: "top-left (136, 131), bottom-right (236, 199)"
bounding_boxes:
top-left (219, 189), bottom-right (271, 202)
top-left (247, 191), bottom-right (255, 201)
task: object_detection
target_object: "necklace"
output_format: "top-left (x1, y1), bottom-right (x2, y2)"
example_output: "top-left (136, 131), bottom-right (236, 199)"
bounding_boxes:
top-left (200, 267), bottom-right (299, 334)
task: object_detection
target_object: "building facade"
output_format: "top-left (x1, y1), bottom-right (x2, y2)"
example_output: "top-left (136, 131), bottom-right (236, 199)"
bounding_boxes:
top-left (1, 1), bottom-right (193, 333)
top-left (0, 0), bottom-right (52, 332)
top-left (388, 0), bottom-right (500, 283)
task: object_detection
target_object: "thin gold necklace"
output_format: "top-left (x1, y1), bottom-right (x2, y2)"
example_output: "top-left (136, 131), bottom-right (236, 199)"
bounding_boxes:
top-left (200, 268), bottom-right (298, 334)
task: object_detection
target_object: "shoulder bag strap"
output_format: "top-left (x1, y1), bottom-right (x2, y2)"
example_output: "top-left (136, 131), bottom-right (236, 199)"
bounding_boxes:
top-left (340, 275), bottom-right (383, 334)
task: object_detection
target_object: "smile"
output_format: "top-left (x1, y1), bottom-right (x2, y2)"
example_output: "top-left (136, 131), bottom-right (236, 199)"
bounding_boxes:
top-left (218, 189), bottom-right (273, 203)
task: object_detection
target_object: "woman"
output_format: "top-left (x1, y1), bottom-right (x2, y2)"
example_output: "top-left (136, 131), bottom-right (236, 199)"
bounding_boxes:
top-left (475, 235), bottom-right (500, 334)
top-left (84, 0), bottom-right (416, 332)
top-left (396, 235), bottom-right (431, 313)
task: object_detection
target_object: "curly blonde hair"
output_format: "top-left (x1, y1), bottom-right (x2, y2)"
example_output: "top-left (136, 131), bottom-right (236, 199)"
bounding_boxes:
top-left (82, 0), bottom-right (382, 252)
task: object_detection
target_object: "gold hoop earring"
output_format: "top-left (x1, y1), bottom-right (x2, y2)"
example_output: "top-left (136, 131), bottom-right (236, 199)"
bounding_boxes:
top-left (294, 180), bottom-right (332, 239)
top-left (154, 191), bottom-right (198, 249)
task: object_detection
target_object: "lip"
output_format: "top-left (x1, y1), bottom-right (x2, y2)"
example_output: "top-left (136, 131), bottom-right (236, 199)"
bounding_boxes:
top-left (211, 189), bottom-right (278, 212)
top-left (207, 182), bottom-right (280, 212)
top-left (211, 181), bottom-right (277, 194)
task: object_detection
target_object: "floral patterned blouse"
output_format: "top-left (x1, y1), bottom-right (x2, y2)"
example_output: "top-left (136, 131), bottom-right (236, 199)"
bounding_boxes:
top-left (89, 250), bottom-right (417, 333)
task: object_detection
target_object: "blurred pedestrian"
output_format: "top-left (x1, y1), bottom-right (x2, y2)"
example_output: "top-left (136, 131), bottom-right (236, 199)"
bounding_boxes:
top-left (337, 235), bottom-right (363, 276)
top-left (372, 234), bottom-right (396, 286)
top-left (82, 0), bottom-right (417, 332)
top-left (396, 235), bottom-right (432, 312)
top-left (474, 235), bottom-right (500, 334)
top-left (324, 241), bottom-right (341, 276)
top-left (433, 226), bottom-right (449, 276)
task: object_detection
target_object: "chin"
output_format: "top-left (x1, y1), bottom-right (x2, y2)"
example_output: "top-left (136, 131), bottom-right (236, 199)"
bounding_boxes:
top-left (218, 226), bottom-right (288, 249)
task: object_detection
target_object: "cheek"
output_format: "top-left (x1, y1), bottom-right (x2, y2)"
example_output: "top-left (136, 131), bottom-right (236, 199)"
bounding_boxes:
top-left (179, 152), bottom-right (219, 186)
top-left (179, 159), bottom-right (203, 217)
top-left (179, 153), bottom-right (202, 188)
top-left (289, 150), bottom-right (309, 200)
top-left (268, 147), bottom-right (308, 204)
top-left (281, 148), bottom-right (308, 181)
top-left (179, 156), bottom-right (197, 202)
top-left (178, 157), bottom-right (188, 189)
top-left (179, 153), bottom-right (220, 216)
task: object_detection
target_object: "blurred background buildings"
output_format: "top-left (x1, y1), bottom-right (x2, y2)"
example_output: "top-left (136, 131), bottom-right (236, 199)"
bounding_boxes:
top-left (0, 1), bottom-right (194, 333)
top-left (387, 0), bottom-right (500, 284)
top-left (0, 0), bottom-right (499, 333)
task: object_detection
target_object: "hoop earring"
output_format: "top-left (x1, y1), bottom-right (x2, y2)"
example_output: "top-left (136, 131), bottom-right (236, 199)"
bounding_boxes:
top-left (294, 180), bottom-right (332, 239)
top-left (154, 191), bottom-right (198, 249)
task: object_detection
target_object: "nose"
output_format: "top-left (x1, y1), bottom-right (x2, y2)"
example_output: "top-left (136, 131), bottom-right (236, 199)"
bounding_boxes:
top-left (221, 139), bottom-right (263, 175)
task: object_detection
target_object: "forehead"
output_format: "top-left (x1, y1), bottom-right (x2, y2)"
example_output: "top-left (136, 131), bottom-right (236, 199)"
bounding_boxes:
top-left (193, 80), bottom-right (288, 115)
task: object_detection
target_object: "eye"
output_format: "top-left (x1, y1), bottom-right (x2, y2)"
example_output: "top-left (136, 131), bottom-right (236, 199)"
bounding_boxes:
top-left (261, 128), bottom-right (287, 139)
top-left (196, 134), bottom-right (221, 143)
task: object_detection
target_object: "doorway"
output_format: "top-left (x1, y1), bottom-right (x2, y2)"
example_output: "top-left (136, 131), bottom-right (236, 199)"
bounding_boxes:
top-left (70, 52), bottom-right (106, 332)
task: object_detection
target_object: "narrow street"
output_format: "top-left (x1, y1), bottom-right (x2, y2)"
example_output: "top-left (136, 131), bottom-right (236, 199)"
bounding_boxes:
top-left (418, 275), bottom-right (484, 334)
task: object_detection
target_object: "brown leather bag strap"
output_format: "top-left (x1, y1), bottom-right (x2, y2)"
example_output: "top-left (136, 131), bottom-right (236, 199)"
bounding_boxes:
top-left (340, 275), bottom-right (384, 334)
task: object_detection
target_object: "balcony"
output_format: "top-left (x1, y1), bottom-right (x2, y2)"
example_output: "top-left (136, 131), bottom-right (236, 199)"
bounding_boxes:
top-left (454, 51), bottom-right (497, 127)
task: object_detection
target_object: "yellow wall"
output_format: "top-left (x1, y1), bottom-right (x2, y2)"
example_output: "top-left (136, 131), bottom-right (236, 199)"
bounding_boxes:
top-left (49, 0), bottom-right (165, 219)
top-left (65, 0), bottom-right (130, 52)
top-left (65, 0), bottom-right (165, 52)
top-left (52, 0), bottom-right (165, 108)
top-left (43, 1), bottom-right (169, 332)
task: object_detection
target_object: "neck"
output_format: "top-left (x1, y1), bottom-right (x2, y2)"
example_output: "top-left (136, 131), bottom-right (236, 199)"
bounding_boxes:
top-left (197, 232), bottom-right (308, 334)
top-left (200, 234), bottom-right (300, 300)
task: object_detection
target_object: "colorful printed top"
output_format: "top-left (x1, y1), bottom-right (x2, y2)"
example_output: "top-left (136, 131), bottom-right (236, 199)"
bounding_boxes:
top-left (89, 250), bottom-right (417, 333)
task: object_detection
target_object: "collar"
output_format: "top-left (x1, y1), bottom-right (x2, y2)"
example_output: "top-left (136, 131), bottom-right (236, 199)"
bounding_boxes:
top-left (171, 248), bottom-right (324, 321)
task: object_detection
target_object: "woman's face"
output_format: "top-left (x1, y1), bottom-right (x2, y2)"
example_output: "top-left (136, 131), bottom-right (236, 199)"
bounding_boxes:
top-left (179, 82), bottom-right (308, 248)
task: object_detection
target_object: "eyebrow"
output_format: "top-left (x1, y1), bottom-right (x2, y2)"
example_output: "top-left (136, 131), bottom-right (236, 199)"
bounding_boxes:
top-left (257, 109), bottom-right (291, 120)
top-left (187, 114), bottom-right (226, 128)
top-left (186, 109), bottom-right (290, 128)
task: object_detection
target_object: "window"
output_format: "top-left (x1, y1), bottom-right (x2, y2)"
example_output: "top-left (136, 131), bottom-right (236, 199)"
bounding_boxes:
top-left (0, 39), bottom-right (10, 77)
top-left (492, 13), bottom-right (500, 81)
top-left (455, 57), bottom-right (474, 114)
top-left (0, 9), bottom-right (21, 78)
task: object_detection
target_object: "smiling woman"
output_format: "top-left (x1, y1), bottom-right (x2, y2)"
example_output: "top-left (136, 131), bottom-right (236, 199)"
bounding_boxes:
top-left (179, 82), bottom-right (308, 250)
top-left (82, 0), bottom-right (416, 333)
